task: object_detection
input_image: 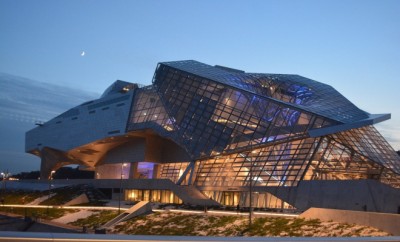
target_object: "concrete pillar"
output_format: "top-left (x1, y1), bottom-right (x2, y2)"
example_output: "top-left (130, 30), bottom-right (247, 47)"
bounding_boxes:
top-left (40, 157), bottom-right (53, 180)
top-left (129, 162), bottom-right (139, 179)
top-left (39, 147), bottom-right (86, 180)
top-left (152, 164), bottom-right (161, 179)
top-left (40, 147), bottom-right (63, 180)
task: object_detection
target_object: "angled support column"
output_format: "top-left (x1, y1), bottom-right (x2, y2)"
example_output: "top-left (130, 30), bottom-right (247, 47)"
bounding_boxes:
top-left (40, 147), bottom-right (64, 180)
top-left (129, 162), bottom-right (139, 179)
top-left (177, 161), bottom-right (195, 185)
top-left (152, 164), bottom-right (161, 179)
top-left (39, 147), bottom-right (82, 180)
top-left (187, 161), bottom-right (197, 185)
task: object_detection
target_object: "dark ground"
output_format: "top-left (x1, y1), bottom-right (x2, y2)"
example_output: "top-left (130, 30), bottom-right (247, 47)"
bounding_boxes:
top-left (0, 212), bottom-right (80, 233)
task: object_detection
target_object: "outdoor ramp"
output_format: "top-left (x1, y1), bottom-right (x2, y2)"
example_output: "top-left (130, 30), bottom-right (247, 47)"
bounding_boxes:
top-left (100, 201), bottom-right (151, 229)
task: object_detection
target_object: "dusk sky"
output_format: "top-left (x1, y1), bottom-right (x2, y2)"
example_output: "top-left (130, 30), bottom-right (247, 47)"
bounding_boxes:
top-left (0, 0), bottom-right (399, 173)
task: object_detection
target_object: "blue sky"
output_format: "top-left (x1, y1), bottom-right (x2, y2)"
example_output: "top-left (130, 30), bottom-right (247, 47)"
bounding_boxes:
top-left (1, 0), bottom-right (400, 150)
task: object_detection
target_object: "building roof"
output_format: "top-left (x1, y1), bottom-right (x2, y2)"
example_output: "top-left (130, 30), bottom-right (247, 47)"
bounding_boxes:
top-left (160, 60), bottom-right (369, 124)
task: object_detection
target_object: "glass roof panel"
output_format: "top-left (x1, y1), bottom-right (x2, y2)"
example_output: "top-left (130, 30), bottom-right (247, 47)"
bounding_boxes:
top-left (160, 60), bottom-right (369, 124)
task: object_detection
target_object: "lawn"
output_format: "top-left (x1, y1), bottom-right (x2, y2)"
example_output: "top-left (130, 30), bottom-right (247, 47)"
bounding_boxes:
top-left (107, 212), bottom-right (389, 237)
top-left (0, 206), bottom-right (75, 220)
top-left (69, 210), bottom-right (119, 229)
top-left (1, 190), bottom-right (45, 204)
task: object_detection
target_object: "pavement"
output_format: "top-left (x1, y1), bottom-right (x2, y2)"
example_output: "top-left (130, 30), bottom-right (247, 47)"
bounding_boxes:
top-left (0, 232), bottom-right (400, 242)
top-left (1, 203), bottom-right (299, 217)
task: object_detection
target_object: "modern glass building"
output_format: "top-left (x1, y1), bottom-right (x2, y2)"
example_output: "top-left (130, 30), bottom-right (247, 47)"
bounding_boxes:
top-left (26, 60), bottom-right (400, 212)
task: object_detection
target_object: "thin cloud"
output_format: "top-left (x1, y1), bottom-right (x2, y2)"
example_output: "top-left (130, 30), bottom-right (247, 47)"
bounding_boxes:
top-left (0, 73), bottom-right (99, 173)
top-left (375, 123), bottom-right (400, 151)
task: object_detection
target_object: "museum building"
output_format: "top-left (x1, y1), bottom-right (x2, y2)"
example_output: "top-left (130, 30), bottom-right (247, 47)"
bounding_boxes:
top-left (26, 60), bottom-right (400, 212)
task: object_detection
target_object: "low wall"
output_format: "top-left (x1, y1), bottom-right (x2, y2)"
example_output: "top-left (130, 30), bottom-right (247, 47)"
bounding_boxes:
top-left (300, 207), bottom-right (400, 236)
top-left (263, 180), bottom-right (400, 213)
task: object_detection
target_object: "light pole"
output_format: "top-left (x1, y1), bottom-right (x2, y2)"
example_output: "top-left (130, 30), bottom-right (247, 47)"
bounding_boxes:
top-left (249, 155), bottom-right (253, 228)
top-left (1, 172), bottom-right (4, 193)
top-left (118, 163), bottom-right (127, 214)
top-left (47, 170), bottom-right (55, 214)
top-left (1, 171), bottom-right (10, 204)
top-left (248, 150), bottom-right (257, 228)
top-left (48, 171), bottom-right (55, 195)
top-left (1, 172), bottom-right (6, 204)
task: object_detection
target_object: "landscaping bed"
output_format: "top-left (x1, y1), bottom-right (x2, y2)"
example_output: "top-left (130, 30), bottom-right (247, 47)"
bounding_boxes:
top-left (105, 212), bottom-right (389, 237)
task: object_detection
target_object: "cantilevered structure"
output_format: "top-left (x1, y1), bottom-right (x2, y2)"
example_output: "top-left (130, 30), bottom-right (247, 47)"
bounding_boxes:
top-left (26, 60), bottom-right (400, 212)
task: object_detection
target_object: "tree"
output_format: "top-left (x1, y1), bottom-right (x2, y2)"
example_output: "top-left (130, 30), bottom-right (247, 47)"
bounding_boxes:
top-left (52, 167), bottom-right (94, 179)
top-left (11, 170), bottom-right (40, 180)
top-left (11, 167), bottom-right (94, 180)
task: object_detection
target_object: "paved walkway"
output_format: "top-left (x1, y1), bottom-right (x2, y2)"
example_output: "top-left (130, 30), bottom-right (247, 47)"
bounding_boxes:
top-left (1, 203), bottom-right (299, 218)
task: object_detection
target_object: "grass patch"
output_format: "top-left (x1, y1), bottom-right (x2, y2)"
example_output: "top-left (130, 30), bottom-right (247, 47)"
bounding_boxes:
top-left (1, 190), bottom-right (45, 204)
top-left (69, 210), bottom-right (119, 229)
top-left (40, 185), bottom-right (84, 205)
top-left (107, 212), bottom-right (387, 237)
top-left (0, 206), bottom-right (73, 220)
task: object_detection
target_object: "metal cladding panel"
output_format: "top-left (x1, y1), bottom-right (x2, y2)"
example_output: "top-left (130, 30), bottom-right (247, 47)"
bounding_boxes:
top-left (26, 92), bottom-right (134, 152)
top-left (308, 113), bottom-right (391, 137)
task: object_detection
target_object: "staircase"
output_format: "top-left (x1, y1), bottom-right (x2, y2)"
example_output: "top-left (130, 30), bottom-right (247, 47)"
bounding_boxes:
top-left (83, 185), bottom-right (107, 203)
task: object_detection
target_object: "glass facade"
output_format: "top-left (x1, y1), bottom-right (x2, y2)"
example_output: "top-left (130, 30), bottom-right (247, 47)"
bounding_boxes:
top-left (150, 64), bottom-right (333, 159)
top-left (203, 191), bottom-right (293, 209)
top-left (194, 138), bottom-right (317, 187)
top-left (125, 60), bottom-right (400, 192)
top-left (125, 189), bottom-right (182, 204)
top-left (159, 162), bottom-right (189, 183)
